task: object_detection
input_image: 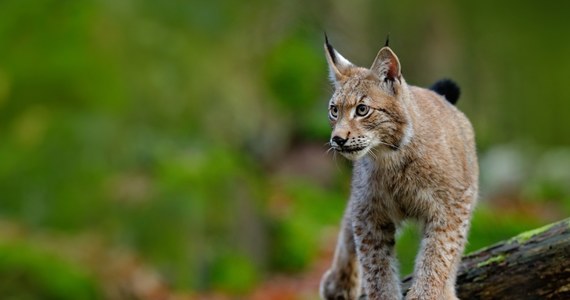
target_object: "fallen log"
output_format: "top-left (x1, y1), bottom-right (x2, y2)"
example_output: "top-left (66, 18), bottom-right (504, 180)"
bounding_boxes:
top-left (358, 218), bottom-right (570, 299)
top-left (400, 218), bottom-right (570, 299)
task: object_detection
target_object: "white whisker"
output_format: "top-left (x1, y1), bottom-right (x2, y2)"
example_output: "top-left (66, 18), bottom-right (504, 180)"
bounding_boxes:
top-left (332, 150), bottom-right (341, 171)
top-left (378, 140), bottom-right (400, 150)
top-left (366, 148), bottom-right (378, 160)
top-left (323, 146), bottom-right (342, 171)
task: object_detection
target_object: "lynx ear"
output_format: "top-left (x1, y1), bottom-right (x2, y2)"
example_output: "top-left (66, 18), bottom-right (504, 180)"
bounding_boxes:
top-left (370, 47), bottom-right (401, 93)
top-left (324, 34), bottom-right (354, 88)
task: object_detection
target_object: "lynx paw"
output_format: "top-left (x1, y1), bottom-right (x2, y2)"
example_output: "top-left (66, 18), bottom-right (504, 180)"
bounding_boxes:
top-left (320, 269), bottom-right (359, 300)
top-left (404, 286), bottom-right (457, 300)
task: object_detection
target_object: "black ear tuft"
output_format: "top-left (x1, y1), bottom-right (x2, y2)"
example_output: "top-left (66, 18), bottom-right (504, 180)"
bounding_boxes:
top-left (324, 32), bottom-right (336, 64)
top-left (430, 79), bottom-right (460, 104)
top-left (384, 33), bottom-right (390, 47)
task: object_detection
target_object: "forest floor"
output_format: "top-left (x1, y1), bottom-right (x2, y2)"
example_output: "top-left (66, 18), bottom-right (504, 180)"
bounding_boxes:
top-left (190, 233), bottom-right (336, 300)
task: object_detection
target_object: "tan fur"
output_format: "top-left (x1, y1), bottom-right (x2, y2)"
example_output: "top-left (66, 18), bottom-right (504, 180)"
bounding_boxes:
top-left (320, 42), bottom-right (478, 300)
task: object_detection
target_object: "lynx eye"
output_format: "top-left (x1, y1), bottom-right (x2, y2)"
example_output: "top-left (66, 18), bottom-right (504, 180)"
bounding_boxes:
top-left (329, 105), bottom-right (338, 119)
top-left (356, 104), bottom-right (370, 117)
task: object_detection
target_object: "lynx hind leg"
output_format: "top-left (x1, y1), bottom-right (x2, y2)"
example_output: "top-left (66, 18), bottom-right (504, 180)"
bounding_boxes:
top-left (320, 209), bottom-right (360, 300)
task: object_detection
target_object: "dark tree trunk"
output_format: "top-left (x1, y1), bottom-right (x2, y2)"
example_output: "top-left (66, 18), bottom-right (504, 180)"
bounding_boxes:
top-left (400, 218), bottom-right (570, 299)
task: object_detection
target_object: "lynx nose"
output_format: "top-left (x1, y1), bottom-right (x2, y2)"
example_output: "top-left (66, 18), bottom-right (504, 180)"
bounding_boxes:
top-left (332, 136), bottom-right (347, 147)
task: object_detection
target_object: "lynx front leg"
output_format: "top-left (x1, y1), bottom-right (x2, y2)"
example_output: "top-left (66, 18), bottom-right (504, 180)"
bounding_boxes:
top-left (405, 214), bottom-right (470, 300)
top-left (320, 205), bottom-right (360, 300)
top-left (352, 202), bottom-right (401, 300)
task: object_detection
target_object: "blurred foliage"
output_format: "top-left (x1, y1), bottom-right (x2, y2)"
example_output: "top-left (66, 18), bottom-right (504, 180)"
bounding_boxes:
top-left (268, 181), bottom-right (346, 272)
top-left (0, 0), bottom-right (569, 298)
top-left (0, 242), bottom-right (100, 300)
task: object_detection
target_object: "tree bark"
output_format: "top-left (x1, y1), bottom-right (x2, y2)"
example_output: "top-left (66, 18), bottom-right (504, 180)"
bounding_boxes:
top-left (399, 218), bottom-right (570, 299)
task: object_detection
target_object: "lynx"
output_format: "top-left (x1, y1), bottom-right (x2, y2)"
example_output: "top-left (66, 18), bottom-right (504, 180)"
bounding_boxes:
top-left (319, 36), bottom-right (478, 300)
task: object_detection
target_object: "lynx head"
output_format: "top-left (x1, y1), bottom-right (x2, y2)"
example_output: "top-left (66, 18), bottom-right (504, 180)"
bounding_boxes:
top-left (324, 36), bottom-right (412, 160)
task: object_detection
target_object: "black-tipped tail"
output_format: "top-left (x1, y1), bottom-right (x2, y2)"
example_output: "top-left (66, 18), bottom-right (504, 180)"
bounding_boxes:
top-left (430, 79), bottom-right (460, 105)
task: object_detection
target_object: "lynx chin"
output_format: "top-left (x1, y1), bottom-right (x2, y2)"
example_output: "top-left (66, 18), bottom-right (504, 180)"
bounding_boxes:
top-left (319, 35), bottom-right (478, 300)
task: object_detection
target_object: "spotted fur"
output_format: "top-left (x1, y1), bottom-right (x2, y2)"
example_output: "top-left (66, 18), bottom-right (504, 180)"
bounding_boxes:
top-left (320, 39), bottom-right (478, 300)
